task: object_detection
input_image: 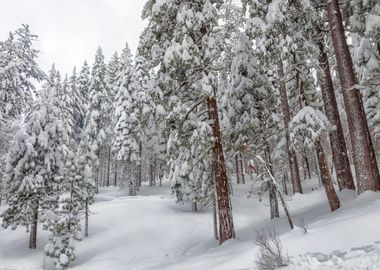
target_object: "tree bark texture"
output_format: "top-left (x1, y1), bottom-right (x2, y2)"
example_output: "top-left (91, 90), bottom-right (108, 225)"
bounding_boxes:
top-left (85, 198), bottom-right (89, 237)
top-left (315, 140), bottom-right (341, 211)
top-left (315, 27), bottom-right (355, 190)
top-left (207, 96), bottom-right (235, 244)
top-left (326, 0), bottom-right (380, 193)
top-left (277, 59), bottom-right (302, 194)
top-left (29, 201), bottom-right (38, 249)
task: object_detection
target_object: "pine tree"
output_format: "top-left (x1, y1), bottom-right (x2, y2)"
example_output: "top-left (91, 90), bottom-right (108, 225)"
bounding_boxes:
top-left (140, 0), bottom-right (235, 244)
top-left (290, 107), bottom-right (340, 211)
top-left (84, 47), bottom-right (109, 192)
top-left (242, 0), bottom-right (303, 194)
top-left (1, 87), bottom-right (65, 249)
top-left (326, 0), bottom-right (380, 192)
top-left (69, 67), bottom-right (84, 141)
top-left (58, 75), bottom-right (75, 138)
top-left (113, 45), bottom-right (141, 196)
top-left (77, 61), bottom-right (91, 132)
top-left (44, 140), bottom-right (95, 269)
top-left (0, 25), bottom-right (45, 201)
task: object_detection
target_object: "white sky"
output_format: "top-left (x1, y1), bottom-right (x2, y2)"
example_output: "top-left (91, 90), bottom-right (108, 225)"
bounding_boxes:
top-left (0, 0), bottom-right (147, 76)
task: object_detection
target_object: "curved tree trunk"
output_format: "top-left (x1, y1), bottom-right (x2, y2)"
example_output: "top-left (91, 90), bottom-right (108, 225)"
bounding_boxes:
top-left (315, 140), bottom-right (340, 211)
top-left (326, 0), bottom-right (380, 193)
top-left (277, 59), bottom-right (302, 194)
top-left (315, 26), bottom-right (355, 191)
top-left (207, 97), bottom-right (235, 244)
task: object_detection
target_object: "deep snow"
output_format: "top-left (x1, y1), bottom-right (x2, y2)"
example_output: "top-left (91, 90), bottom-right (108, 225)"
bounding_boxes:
top-left (1, 176), bottom-right (380, 270)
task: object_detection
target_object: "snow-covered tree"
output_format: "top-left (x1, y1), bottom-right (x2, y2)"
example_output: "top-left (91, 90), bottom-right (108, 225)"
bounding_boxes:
top-left (290, 106), bottom-right (340, 211)
top-left (0, 25), bottom-right (45, 201)
top-left (140, 0), bottom-right (235, 243)
top-left (113, 45), bottom-right (141, 196)
top-left (84, 47), bottom-right (109, 192)
top-left (44, 139), bottom-right (95, 269)
top-left (58, 75), bottom-right (75, 138)
top-left (77, 61), bottom-right (91, 133)
top-left (326, 0), bottom-right (380, 192)
top-left (1, 87), bottom-right (65, 249)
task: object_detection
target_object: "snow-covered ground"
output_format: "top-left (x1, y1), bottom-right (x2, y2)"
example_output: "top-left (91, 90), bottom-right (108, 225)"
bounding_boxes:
top-left (1, 176), bottom-right (380, 269)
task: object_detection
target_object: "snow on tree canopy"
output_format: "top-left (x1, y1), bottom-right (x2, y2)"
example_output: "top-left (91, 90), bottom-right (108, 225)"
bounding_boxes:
top-left (290, 106), bottom-right (332, 148)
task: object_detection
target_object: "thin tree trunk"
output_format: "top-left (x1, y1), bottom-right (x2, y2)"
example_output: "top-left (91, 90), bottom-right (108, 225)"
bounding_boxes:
top-left (282, 173), bottom-right (288, 195)
top-left (29, 201), bottom-right (38, 249)
top-left (106, 147), bottom-right (111, 187)
top-left (138, 142), bottom-right (142, 188)
top-left (315, 140), bottom-right (341, 211)
top-left (239, 152), bottom-right (245, 184)
top-left (114, 160), bottom-right (118, 187)
top-left (85, 198), bottom-right (89, 237)
top-left (277, 59), bottom-right (302, 194)
top-left (235, 154), bottom-right (240, 184)
top-left (207, 96), bottom-right (235, 244)
top-left (326, 0), bottom-right (380, 193)
top-left (266, 143), bottom-right (279, 219)
top-left (277, 190), bottom-right (294, 230)
top-left (304, 155), bottom-right (311, 180)
top-left (192, 202), bottom-right (198, 212)
top-left (269, 182), bottom-right (280, 219)
top-left (315, 27), bottom-right (355, 190)
top-left (212, 192), bottom-right (219, 240)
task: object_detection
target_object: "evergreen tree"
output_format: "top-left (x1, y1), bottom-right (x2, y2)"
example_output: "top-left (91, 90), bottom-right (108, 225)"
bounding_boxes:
top-left (45, 140), bottom-right (95, 269)
top-left (139, 0), bottom-right (235, 243)
top-left (1, 87), bottom-right (65, 249)
top-left (84, 47), bottom-right (109, 192)
top-left (59, 75), bottom-right (75, 138)
top-left (290, 106), bottom-right (340, 211)
top-left (326, 0), bottom-right (380, 192)
top-left (77, 61), bottom-right (91, 132)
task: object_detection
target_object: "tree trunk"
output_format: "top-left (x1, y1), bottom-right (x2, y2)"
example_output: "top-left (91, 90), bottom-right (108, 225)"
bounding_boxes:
top-left (277, 59), bottom-right (302, 194)
top-left (207, 96), bottom-right (235, 244)
top-left (315, 140), bottom-right (340, 211)
top-left (29, 201), bottom-right (38, 249)
top-left (138, 142), bottom-right (142, 188)
top-left (212, 192), bottom-right (219, 240)
top-left (114, 160), bottom-right (118, 187)
top-left (326, 0), bottom-right (380, 193)
top-left (304, 155), bottom-right (311, 180)
top-left (106, 147), bottom-right (111, 187)
top-left (277, 189), bottom-right (294, 230)
top-left (192, 202), bottom-right (198, 212)
top-left (315, 27), bottom-right (355, 190)
top-left (85, 198), bottom-right (89, 237)
top-left (239, 152), bottom-right (245, 184)
top-left (269, 182), bottom-right (280, 219)
top-left (282, 173), bottom-right (288, 195)
top-left (235, 154), bottom-right (240, 184)
top-left (265, 143), bottom-right (279, 219)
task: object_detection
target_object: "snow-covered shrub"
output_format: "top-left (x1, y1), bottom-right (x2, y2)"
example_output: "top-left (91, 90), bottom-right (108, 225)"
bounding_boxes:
top-left (255, 230), bottom-right (289, 270)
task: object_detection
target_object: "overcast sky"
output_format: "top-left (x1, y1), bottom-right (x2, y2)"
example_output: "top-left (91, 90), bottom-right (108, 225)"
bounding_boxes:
top-left (0, 0), bottom-right (146, 76)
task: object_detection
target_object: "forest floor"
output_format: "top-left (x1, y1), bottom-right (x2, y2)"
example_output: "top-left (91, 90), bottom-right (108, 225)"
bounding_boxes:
top-left (1, 175), bottom-right (380, 269)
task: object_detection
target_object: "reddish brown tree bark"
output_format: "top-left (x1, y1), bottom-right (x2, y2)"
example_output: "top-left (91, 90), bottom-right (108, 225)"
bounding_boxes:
top-left (315, 140), bottom-right (341, 211)
top-left (326, 0), bottom-right (380, 193)
top-left (277, 59), bottom-right (303, 194)
top-left (315, 27), bottom-right (355, 191)
top-left (207, 97), bottom-right (235, 244)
